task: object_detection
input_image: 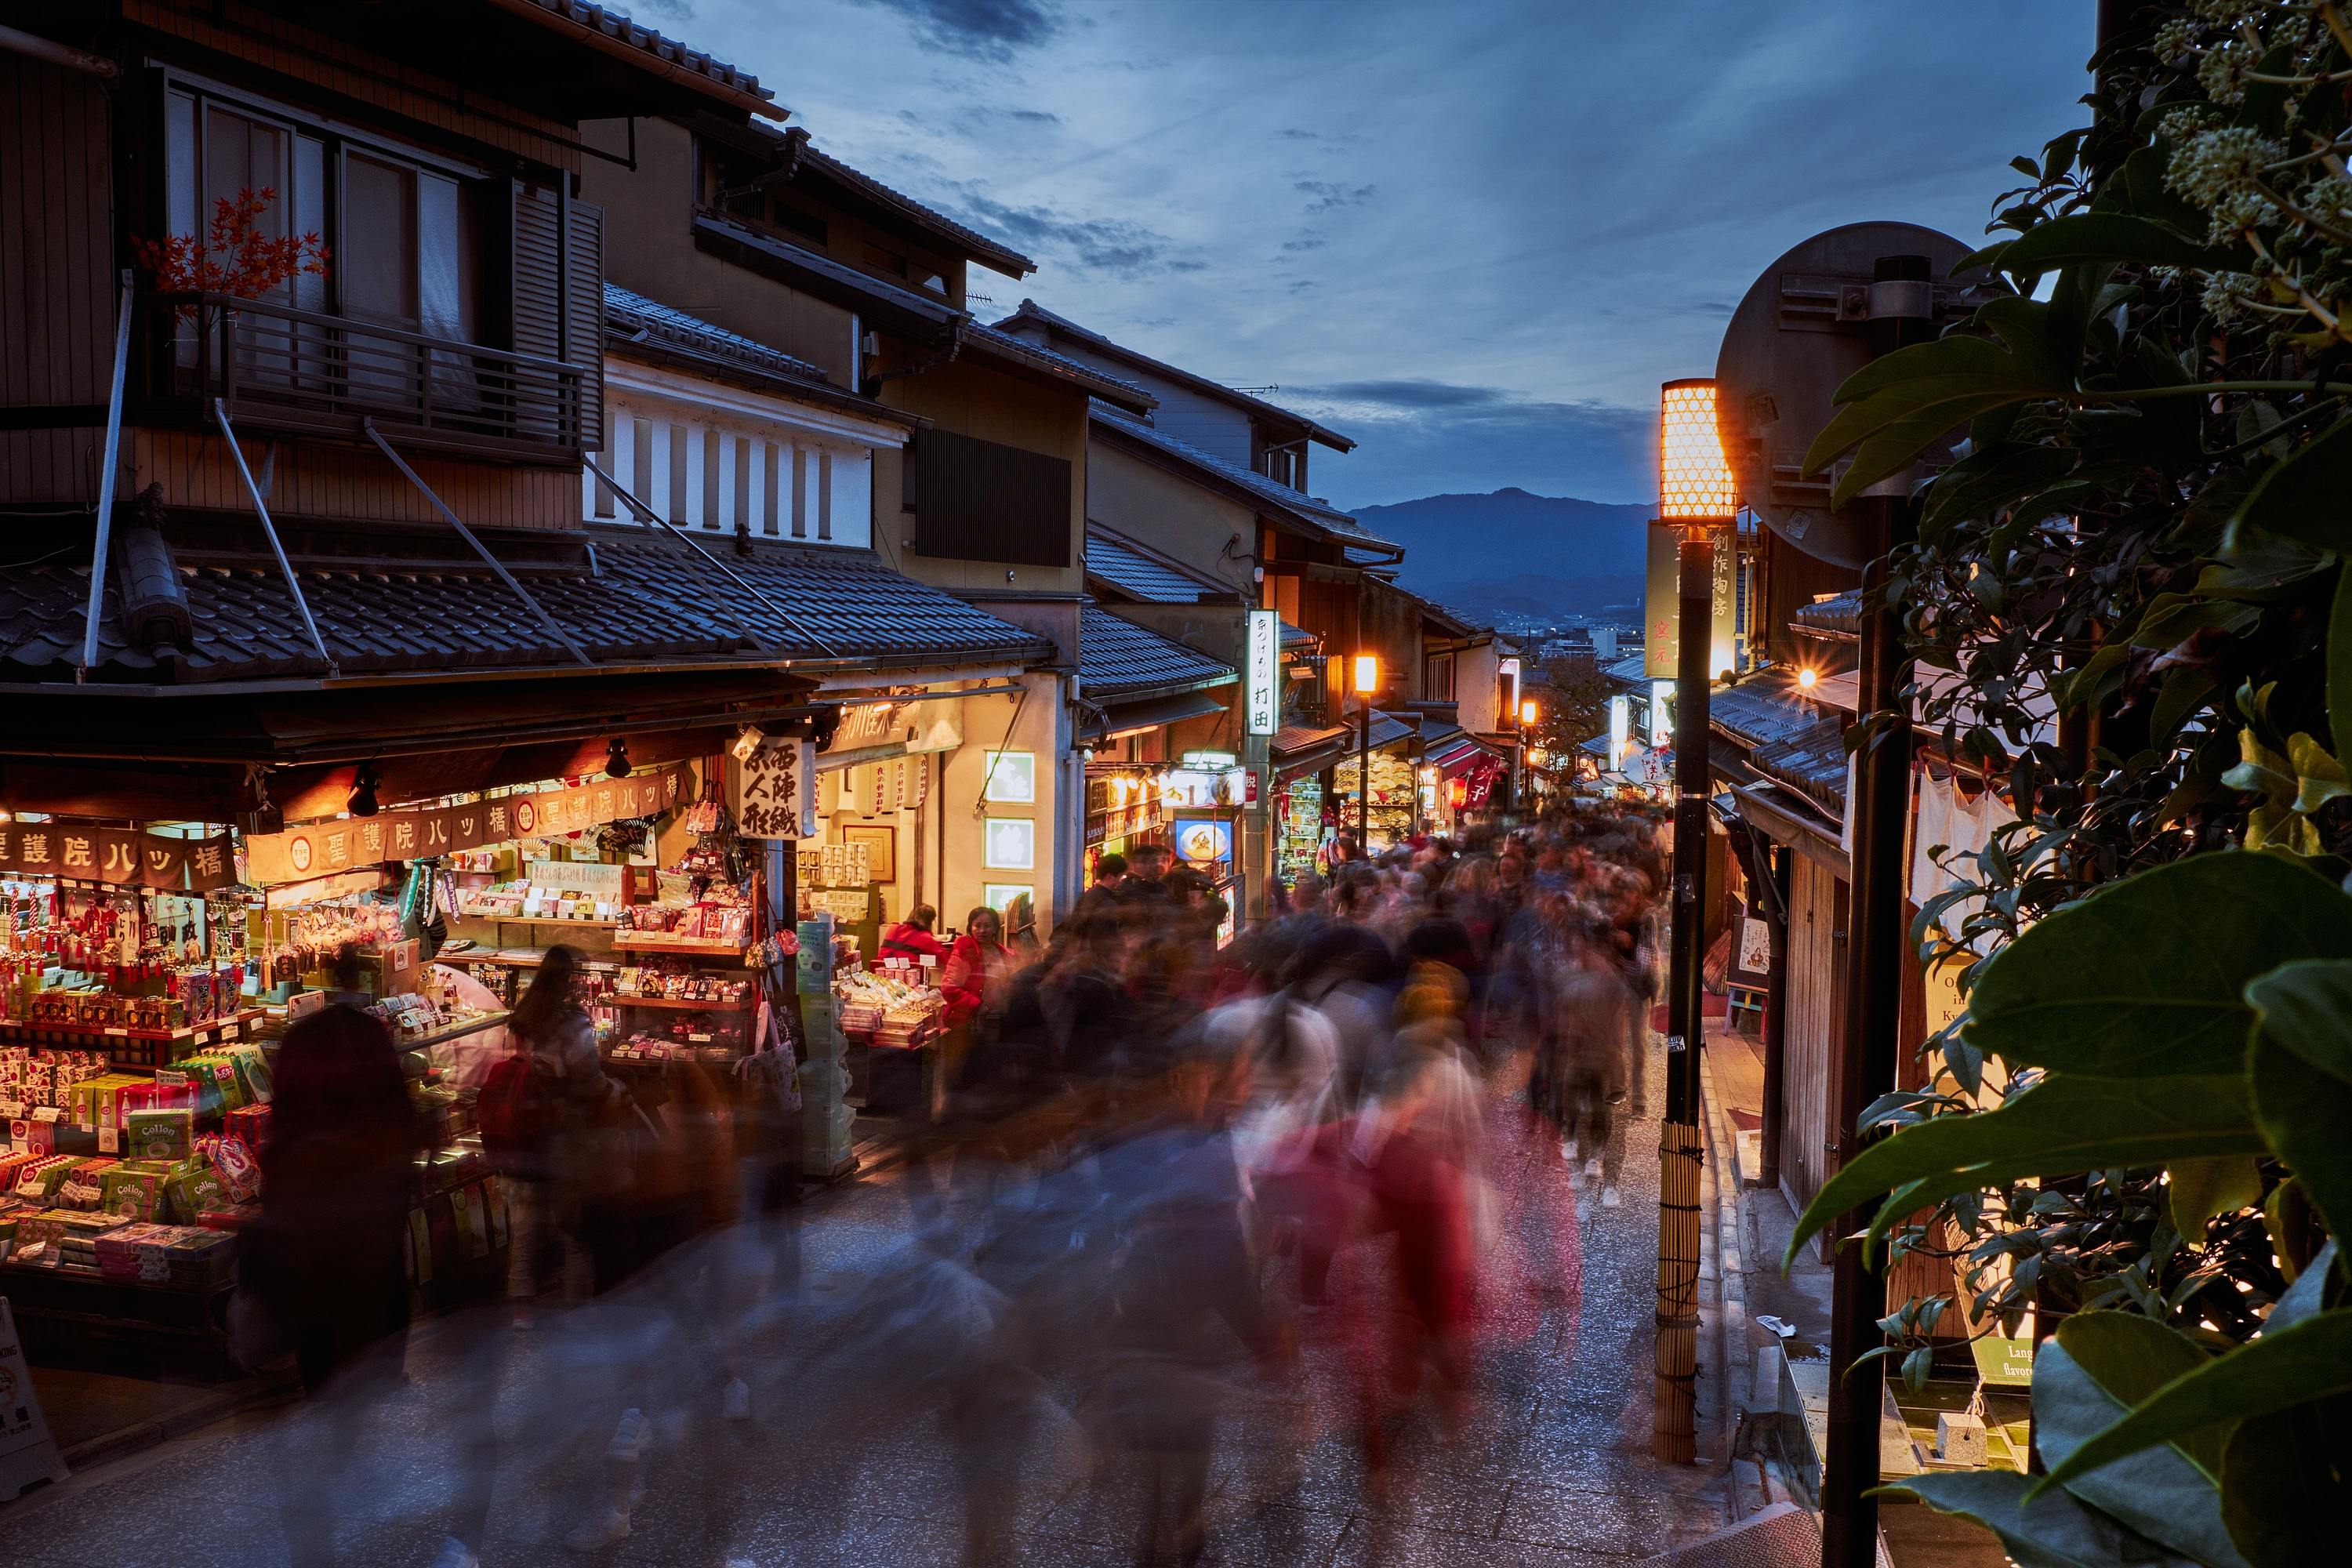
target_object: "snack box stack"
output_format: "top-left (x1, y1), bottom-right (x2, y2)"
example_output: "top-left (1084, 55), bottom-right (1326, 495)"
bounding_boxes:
top-left (93, 1220), bottom-right (180, 1282)
top-left (226, 1102), bottom-right (271, 1150)
top-left (53, 1156), bottom-right (119, 1210)
top-left (10, 1152), bottom-right (81, 1202)
top-left (123, 1106), bottom-right (195, 1163)
top-left (100, 1161), bottom-right (172, 1221)
top-left (67, 1071), bottom-right (151, 1131)
top-left (0, 1210), bottom-right (16, 1261)
top-left (162, 1227), bottom-right (237, 1289)
top-left (1, 1046), bottom-right (114, 1109)
top-left (14, 1208), bottom-right (129, 1271)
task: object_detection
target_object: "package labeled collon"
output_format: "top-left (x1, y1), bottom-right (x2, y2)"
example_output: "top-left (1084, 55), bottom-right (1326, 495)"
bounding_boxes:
top-left (124, 1107), bottom-right (195, 1163)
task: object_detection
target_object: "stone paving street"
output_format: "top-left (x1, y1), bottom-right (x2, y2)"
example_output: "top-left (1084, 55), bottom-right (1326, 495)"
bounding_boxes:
top-left (6, 1033), bottom-right (1740, 1568)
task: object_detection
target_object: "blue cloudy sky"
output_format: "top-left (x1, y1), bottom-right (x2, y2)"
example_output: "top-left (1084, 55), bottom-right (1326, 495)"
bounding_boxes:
top-left (656, 0), bottom-right (2095, 509)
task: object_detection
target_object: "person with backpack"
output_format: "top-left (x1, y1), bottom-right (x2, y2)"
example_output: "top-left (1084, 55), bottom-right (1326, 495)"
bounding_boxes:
top-left (484, 944), bottom-right (619, 1325)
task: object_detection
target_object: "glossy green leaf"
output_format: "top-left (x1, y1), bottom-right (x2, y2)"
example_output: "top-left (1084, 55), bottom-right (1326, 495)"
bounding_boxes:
top-left (2220, 1401), bottom-right (2352, 1568)
top-left (1888, 1470), bottom-right (2199, 1568)
top-left (2231, 417), bottom-right (2352, 556)
top-left (2247, 972), bottom-right (2352, 1240)
top-left (2036, 1311), bottom-right (2352, 1496)
top-left (2268, 1240), bottom-right (2339, 1330)
top-left (1989, 212), bottom-right (2247, 281)
top-left (1962, 852), bottom-right (2352, 1078)
top-left (1787, 1073), bottom-right (2263, 1265)
top-left (2169, 1157), bottom-right (2266, 1248)
top-left (1804, 331), bottom-right (2074, 507)
top-left (2034, 1323), bottom-right (2245, 1568)
top-left (1918, 443), bottom-right (2081, 543)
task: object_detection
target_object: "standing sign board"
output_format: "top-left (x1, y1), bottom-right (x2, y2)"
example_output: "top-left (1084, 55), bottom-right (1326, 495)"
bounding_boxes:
top-left (1244, 610), bottom-right (1279, 735)
top-left (731, 740), bottom-right (817, 840)
top-left (0, 1298), bottom-right (69, 1501)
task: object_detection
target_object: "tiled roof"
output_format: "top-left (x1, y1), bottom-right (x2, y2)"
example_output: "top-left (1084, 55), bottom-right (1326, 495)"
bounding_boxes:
top-left (513, 2), bottom-right (776, 114)
top-left (1079, 604), bottom-right (1236, 699)
top-left (1084, 527), bottom-right (1227, 604)
top-left (1793, 590), bottom-right (1863, 639)
top-left (593, 535), bottom-right (1051, 666)
top-left (961, 321), bottom-right (1153, 414)
top-left (1279, 619), bottom-right (1316, 650)
top-left (1750, 716), bottom-right (1849, 811)
top-left (797, 146), bottom-right (1035, 277)
top-left (1273, 721), bottom-right (1351, 756)
top-left (693, 212), bottom-right (964, 332)
top-left (1710, 669), bottom-right (1836, 750)
top-left (0, 535), bottom-right (1048, 686)
top-left (605, 285), bottom-right (832, 390)
top-left (1091, 408), bottom-right (1395, 550)
top-left (1599, 652), bottom-right (1652, 687)
top-left (995, 300), bottom-right (1356, 451)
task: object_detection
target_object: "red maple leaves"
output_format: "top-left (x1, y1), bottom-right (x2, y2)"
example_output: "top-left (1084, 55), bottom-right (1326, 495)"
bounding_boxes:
top-left (134, 187), bottom-right (330, 299)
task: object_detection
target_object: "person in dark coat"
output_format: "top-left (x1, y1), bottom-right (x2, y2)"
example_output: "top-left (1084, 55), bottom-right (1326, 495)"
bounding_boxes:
top-left (244, 942), bottom-right (424, 1568)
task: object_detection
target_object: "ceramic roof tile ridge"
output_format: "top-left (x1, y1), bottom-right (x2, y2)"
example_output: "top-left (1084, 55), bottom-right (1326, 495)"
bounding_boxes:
top-left (996, 299), bottom-right (1356, 451)
top-left (793, 143), bottom-right (1036, 277)
top-left (1078, 603), bottom-right (1237, 697)
top-left (604, 285), bottom-right (831, 387)
top-left (1083, 522), bottom-right (1232, 604)
top-left (508, 1), bottom-right (778, 114)
top-left (1091, 406), bottom-right (1396, 551)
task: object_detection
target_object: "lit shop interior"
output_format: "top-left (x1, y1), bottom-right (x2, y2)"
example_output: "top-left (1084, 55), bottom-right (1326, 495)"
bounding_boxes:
top-left (0, 719), bottom-right (995, 1367)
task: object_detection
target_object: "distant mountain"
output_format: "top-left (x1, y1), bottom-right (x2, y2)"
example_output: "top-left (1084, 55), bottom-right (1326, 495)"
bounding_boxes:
top-left (1351, 488), bottom-right (1650, 621)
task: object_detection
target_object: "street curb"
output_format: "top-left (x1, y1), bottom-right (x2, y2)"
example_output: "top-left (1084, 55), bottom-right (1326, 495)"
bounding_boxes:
top-left (56, 1368), bottom-right (301, 1475)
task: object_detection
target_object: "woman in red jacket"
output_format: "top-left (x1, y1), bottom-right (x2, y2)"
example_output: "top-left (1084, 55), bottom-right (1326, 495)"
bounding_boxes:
top-left (939, 904), bottom-right (1017, 1027)
top-left (877, 903), bottom-right (948, 968)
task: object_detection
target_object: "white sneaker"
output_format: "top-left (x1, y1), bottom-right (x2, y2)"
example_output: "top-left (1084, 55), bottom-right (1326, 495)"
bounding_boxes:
top-left (563, 1509), bottom-right (631, 1552)
top-left (1584, 1157), bottom-right (1602, 1182)
top-left (1602, 1185), bottom-right (1621, 1209)
top-left (722, 1376), bottom-right (751, 1421)
top-left (429, 1539), bottom-right (481, 1568)
top-left (1559, 1136), bottom-right (1579, 1162)
top-left (608, 1406), bottom-right (648, 1460)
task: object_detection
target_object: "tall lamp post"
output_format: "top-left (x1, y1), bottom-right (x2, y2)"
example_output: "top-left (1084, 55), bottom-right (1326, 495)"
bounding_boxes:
top-left (1353, 652), bottom-right (1379, 851)
top-left (1518, 697), bottom-right (1538, 815)
top-left (1652, 376), bottom-right (1736, 1464)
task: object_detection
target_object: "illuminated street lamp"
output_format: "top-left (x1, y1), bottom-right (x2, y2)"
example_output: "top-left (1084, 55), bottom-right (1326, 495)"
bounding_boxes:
top-left (1653, 376), bottom-right (1736, 1466)
top-left (1797, 666), bottom-right (1820, 691)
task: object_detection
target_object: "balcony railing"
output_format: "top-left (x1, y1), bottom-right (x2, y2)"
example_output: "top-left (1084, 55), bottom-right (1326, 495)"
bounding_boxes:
top-left (135, 292), bottom-right (586, 461)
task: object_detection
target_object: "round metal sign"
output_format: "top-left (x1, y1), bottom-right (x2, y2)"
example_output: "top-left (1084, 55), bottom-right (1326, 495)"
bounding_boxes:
top-left (1714, 222), bottom-right (1991, 569)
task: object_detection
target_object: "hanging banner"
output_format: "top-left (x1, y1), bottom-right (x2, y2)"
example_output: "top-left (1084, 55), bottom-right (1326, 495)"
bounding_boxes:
top-left (1244, 609), bottom-right (1279, 736)
top-left (732, 739), bottom-right (816, 840)
top-left (0, 825), bottom-right (236, 892)
top-left (245, 764), bottom-right (691, 886)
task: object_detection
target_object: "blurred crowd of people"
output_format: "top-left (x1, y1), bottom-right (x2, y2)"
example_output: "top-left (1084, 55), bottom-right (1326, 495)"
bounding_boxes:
top-left (241, 800), bottom-right (1667, 1568)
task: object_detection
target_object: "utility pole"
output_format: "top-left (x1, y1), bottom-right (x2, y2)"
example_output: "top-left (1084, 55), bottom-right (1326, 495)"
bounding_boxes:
top-left (1818, 255), bottom-right (1931, 1568)
top-left (1653, 378), bottom-right (1734, 1463)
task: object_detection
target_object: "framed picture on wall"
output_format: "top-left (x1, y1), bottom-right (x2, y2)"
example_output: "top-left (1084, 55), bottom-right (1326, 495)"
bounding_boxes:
top-left (839, 822), bottom-right (896, 884)
top-left (982, 883), bottom-right (1031, 916)
top-left (982, 750), bottom-right (1036, 803)
top-left (984, 817), bottom-right (1035, 871)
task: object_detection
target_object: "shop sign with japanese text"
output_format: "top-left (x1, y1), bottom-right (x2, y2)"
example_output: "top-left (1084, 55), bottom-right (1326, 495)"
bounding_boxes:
top-left (245, 764), bottom-right (691, 885)
top-left (731, 740), bottom-right (816, 840)
top-left (1245, 610), bottom-right (1279, 736)
top-left (0, 825), bottom-right (236, 891)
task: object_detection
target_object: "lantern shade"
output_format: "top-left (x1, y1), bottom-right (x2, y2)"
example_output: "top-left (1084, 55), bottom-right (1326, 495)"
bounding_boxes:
top-left (1660, 378), bottom-right (1737, 518)
top-left (1519, 699), bottom-right (1538, 725)
top-left (1352, 654), bottom-right (1380, 695)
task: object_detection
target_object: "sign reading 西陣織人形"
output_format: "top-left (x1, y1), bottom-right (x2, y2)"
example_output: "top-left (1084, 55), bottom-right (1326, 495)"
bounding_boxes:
top-left (731, 740), bottom-right (816, 840)
top-left (0, 824), bottom-right (237, 892)
top-left (245, 764), bottom-right (691, 886)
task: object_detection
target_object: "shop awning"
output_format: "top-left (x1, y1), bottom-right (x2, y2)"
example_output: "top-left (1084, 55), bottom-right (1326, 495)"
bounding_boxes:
top-left (1079, 604), bottom-right (1237, 706)
top-left (1425, 731), bottom-right (1504, 776)
top-left (1081, 688), bottom-right (1230, 742)
top-left (1729, 781), bottom-right (1849, 878)
top-left (1272, 721), bottom-right (1353, 781)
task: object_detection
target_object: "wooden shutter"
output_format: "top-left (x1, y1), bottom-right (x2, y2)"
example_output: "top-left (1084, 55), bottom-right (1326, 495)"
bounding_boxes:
top-left (910, 427), bottom-right (1072, 566)
top-left (509, 180), bottom-right (563, 444)
top-left (564, 198), bottom-right (604, 452)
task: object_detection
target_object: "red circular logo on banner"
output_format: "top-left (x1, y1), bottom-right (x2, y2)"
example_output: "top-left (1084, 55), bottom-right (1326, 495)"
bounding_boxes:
top-left (514, 799), bottom-right (537, 835)
top-left (288, 835), bottom-right (314, 874)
